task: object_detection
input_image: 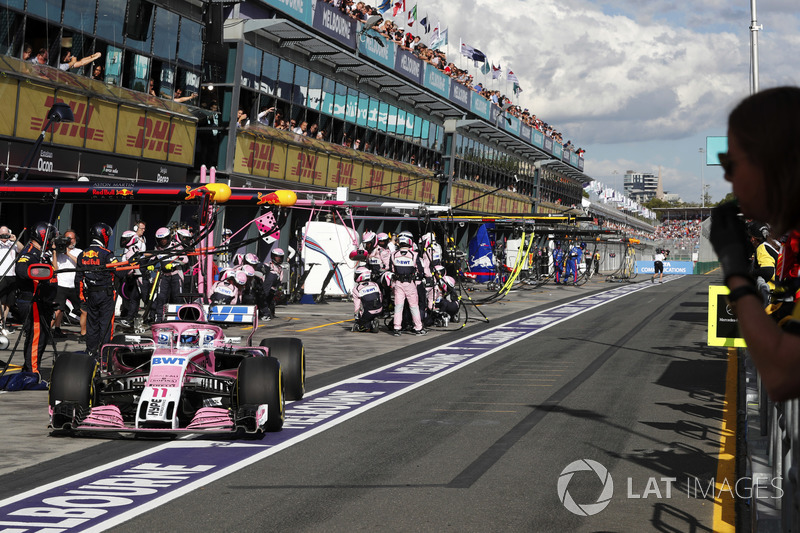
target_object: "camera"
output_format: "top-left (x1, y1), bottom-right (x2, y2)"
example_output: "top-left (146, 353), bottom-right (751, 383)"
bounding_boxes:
top-left (53, 236), bottom-right (71, 254)
top-left (0, 234), bottom-right (9, 240)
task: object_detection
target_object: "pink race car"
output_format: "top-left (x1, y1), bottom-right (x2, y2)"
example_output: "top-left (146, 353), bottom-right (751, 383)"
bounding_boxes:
top-left (48, 304), bottom-right (305, 437)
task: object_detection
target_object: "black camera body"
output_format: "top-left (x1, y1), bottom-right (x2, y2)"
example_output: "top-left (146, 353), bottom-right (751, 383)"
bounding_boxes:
top-left (53, 236), bottom-right (71, 254)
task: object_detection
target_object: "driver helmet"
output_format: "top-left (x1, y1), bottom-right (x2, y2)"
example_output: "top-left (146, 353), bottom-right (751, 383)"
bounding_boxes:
top-left (121, 230), bottom-right (139, 248)
top-left (271, 247), bottom-right (285, 265)
top-left (179, 328), bottom-right (199, 347)
top-left (354, 266), bottom-right (371, 283)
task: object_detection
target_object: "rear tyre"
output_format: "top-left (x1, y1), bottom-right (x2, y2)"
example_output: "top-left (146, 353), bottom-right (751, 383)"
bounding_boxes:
top-left (236, 356), bottom-right (284, 432)
top-left (259, 338), bottom-right (305, 400)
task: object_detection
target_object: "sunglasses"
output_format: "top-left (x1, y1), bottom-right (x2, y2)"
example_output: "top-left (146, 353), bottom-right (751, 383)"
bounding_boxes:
top-left (718, 152), bottom-right (734, 175)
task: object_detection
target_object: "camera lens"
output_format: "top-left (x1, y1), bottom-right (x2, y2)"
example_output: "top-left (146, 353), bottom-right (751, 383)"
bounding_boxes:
top-left (0, 235), bottom-right (9, 239)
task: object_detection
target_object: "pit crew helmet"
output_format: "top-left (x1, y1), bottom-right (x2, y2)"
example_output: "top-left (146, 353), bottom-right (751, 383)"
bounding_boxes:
top-left (354, 266), bottom-right (371, 283)
top-left (397, 234), bottom-right (413, 248)
top-left (30, 221), bottom-right (57, 246)
top-left (232, 270), bottom-right (248, 285)
top-left (155, 227), bottom-right (171, 246)
top-left (362, 231), bottom-right (377, 251)
top-left (271, 247), bottom-right (285, 265)
top-left (89, 222), bottom-right (113, 248)
top-left (421, 232), bottom-right (435, 249)
top-left (121, 230), bottom-right (139, 248)
top-left (381, 271), bottom-right (394, 288)
top-left (244, 253), bottom-right (260, 266)
top-left (176, 228), bottom-right (193, 245)
top-left (242, 265), bottom-right (255, 278)
top-left (443, 275), bottom-right (457, 291)
top-left (433, 265), bottom-right (446, 278)
top-left (377, 232), bottom-right (390, 246)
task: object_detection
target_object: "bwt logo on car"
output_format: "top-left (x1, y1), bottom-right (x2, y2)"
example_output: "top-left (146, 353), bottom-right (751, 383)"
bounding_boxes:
top-left (153, 357), bottom-right (187, 366)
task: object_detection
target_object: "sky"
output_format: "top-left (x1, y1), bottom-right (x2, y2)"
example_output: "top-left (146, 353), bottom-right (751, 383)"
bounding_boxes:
top-left (389, 0), bottom-right (800, 204)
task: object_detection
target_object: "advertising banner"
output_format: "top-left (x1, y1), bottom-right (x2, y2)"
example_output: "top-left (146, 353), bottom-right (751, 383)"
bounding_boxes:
top-left (505, 115), bottom-right (521, 136)
top-left (167, 116), bottom-right (195, 165)
top-left (357, 29), bottom-right (395, 69)
top-left (520, 124), bottom-right (532, 143)
top-left (137, 161), bottom-right (187, 183)
top-left (0, 78), bottom-right (15, 137)
top-left (8, 141), bottom-right (79, 179)
top-left (83, 98), bottom-right (118, 152)
top-left (707, 285), bottom-right (747, 347)
top-left (470, 92), bottom-right (490, 120)
top-left (286, 145), bottom-right (326, 186)
top-left (449, 81), bottom-right (471, 108)
top-left (115, 106), bottom-right (143, 158)
top-left (395, 49), bottom-right (423, 85)
top-left (328, 156), bottom-right (362, 189)
top-left (313, 1), bottom-right (356, 50)
top-left (532, 129), bottom-right (544, 149)
top-left (423, 64), bottom-right (449, 99)
top-left (634, 261), bottom-right (694, 274)
top-left (79, 152), bottom-right (138, 180)
top-left (364, 164), bottom-right (388, 196)
top-left (16, 83), bottom-right (52, 142)
top-left (261, 0), bottom-right (312, 25)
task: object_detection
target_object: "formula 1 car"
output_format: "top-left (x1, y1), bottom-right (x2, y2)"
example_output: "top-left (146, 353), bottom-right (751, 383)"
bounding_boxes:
top-left (48, 304), bottom-right (305, 437)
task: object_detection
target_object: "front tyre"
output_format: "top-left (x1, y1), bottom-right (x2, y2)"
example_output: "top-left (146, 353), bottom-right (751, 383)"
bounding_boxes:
top-left (259, 338), bottom-right (305, 401)
top-left (49, 353), bottom-right (98, 430)
top-left (235, 356), bottom-right (284, 432)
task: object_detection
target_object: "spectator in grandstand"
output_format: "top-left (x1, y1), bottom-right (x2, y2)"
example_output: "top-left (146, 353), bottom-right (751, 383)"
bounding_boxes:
top-left (92, 64), bottom-right (104, 81)
top-left (173, 88), bottom-right (198, 104)
top-left (308, 123), bottom-right (319, 137)
top-left (30, 48), bottom-right (47, 65)
top-left (21, 43), bottom-right (32, 61)
top-left (236, 108), bottom-right (249, 127)
top-left (711, 86), bottom-right (800, 401)
top-left (148, 79), bottom-right (156, 96)
top-left (59, 50), bottom-right (101, 72)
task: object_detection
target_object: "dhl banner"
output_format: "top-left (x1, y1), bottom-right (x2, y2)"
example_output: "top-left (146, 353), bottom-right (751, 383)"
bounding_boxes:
top-left (14, 83), bottom-right (195, 165)
top-left (0, 78), bottom-right (17, 137)
top-left (328, 156), bottom-right (363, 189)
top-left (116, 106), bottom-right (143, 158)
top-left (51, 91), bottom-right (88, 148)
top-left (363, 164), bottom-right (389, 196)
top-left (83, 98), bottom-right (117, 152)
top-left (16, 83), bottom-right (51, 142)
top-left (234, 130), bottom-right (437, 203)
top-left (168, 117), bottom-right (195, 166)
top-left (286, 145), bottom-right (326, 187)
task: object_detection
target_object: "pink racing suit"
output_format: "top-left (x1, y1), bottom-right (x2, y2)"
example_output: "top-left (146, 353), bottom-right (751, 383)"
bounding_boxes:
top-left (352, 280), bottom-right (383, 327)
top-left (391, 248), bottom-right (423, 331)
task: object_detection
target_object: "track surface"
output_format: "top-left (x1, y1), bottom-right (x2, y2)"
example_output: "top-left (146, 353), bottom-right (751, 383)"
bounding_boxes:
top-left (0, 274), bottom-right (731, 532)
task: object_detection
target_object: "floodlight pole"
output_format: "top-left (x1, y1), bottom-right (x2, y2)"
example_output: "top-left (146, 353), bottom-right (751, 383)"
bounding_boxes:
top-left (750, 0), bottom-right (761, 94)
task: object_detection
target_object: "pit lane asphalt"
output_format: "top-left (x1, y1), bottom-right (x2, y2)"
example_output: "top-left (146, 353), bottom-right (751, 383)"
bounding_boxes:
top-left (0, 273), bottom-right (732, 532)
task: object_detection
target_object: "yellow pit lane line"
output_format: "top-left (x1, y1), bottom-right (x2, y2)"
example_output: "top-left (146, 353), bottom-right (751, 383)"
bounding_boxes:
top-left (295, 319), bottom-right (355, 332)
top-left (712, 347), bottom-right (738, 533)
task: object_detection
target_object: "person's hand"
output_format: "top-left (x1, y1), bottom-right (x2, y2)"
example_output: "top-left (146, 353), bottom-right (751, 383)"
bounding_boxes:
top-left (710, 201), bottom-right (754, 285)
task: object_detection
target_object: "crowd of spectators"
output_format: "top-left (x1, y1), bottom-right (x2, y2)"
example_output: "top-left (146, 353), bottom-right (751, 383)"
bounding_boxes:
top-left (653, 218), bottom-right (702, 240)
top-left (320, 0), bottom-right (582, 155)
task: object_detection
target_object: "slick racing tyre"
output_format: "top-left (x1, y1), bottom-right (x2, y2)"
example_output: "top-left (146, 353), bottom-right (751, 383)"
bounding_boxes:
top-left (49, 353), bottom-right (98, 431)
top-left (236, 356), bottom-right (284, 432)
top-left (259, 337), bottom-right (305, 401)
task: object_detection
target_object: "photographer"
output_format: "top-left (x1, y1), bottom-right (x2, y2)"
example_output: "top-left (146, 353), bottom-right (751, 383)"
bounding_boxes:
top-left (0, 226), bottom-right (23, 335)
top-left (51, 230), bottom-right (84, 339)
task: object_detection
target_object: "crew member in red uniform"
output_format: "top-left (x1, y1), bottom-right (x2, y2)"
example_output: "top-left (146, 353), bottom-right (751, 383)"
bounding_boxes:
top-left (15, 221), bottom-right (58, 377)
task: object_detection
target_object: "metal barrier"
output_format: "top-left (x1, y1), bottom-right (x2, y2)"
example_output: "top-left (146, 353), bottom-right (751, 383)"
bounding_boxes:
top-left (744, 350), bottom-right (800, 531)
